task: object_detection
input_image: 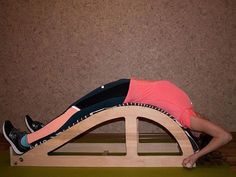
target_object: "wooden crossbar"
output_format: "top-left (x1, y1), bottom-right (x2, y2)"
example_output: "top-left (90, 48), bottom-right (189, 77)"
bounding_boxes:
top-left (10, 106), bottom-right (195, 167)
top-left (52, 142), bottom-right (179, 154)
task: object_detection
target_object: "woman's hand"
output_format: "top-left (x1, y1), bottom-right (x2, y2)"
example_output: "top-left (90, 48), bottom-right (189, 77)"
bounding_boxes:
top-left (182, 154), bottom-right (199, 168)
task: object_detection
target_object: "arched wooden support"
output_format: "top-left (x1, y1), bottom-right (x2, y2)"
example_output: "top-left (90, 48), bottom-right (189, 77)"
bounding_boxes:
top-left (10, 105), bottom-right (195, 167)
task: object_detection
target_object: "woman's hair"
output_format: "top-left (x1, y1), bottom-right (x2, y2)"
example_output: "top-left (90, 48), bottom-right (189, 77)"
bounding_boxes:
top-left (193, 111), bottom-right (213, 149)
top-left (198, 133), bottom-right (213, 149)
top-left (194, 112), bottom-right (226, 166)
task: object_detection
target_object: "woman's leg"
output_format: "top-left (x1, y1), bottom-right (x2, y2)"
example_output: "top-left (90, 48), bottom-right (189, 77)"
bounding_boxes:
top-left (27, 107), bottom-right (79, 144)
top-left (27, 79), bottom-right (130, 145)
top-left (28, 97), bottom-right (126, 145)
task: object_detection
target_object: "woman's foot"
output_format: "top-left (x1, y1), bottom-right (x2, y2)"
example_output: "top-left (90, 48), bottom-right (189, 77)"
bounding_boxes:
top-left (25, 115), bottom-right (44, 132)
top-left (3, 120), bottom-right (30, 154)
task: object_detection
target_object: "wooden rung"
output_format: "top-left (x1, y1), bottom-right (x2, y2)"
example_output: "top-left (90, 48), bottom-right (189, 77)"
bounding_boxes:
top-left (10, 106), bottom-right (194, 167)
top-left (53, 142), bottom-right (179, 153)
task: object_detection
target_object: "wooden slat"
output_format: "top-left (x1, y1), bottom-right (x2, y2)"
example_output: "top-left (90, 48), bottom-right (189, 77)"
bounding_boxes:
top-left (53, 142), bottom-right (179, 153)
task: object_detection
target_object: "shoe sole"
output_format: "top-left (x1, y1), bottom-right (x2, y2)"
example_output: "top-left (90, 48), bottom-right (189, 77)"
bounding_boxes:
top-left (2, 122), bottom-right (23, 155)
top-left (24, 116), bottom-right (35, 133)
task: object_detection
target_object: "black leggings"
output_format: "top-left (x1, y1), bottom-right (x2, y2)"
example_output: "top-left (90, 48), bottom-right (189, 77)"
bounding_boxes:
top-left (69, 78), bottom-right (130, 109)
top-left (32, 79), bottom-right (130, 145)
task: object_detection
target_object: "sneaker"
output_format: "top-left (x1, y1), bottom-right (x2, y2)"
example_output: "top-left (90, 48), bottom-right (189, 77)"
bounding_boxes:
top-left (3, 120), bottom-right (30, 154)
top-left (25, 115), bottom-right (44, 133)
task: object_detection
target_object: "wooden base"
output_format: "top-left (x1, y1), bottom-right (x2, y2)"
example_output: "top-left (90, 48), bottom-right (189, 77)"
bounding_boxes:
top-left (10, 105), bottom-right (195, 167)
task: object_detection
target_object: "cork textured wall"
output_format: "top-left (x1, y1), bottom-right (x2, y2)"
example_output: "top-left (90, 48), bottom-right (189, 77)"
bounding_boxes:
top-left (0, 0), bottom-right (235, 133)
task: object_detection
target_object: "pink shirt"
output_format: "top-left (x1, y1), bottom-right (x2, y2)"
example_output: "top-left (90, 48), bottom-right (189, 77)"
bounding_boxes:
top-left (123, 79), bottom-right (196, 128)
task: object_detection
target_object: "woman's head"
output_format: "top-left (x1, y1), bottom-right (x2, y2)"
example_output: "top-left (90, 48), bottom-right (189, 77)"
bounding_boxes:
top-left (198, 133), bottom-right (213, 149)
top-left (193, 112), bottom-right (226, 165)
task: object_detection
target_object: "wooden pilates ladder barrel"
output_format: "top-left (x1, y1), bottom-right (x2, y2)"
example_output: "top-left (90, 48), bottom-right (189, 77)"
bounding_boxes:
top-left (10, 104), bottom-right (195, 167)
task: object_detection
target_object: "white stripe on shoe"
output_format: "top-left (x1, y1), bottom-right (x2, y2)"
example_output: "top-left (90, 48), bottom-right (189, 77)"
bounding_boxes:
top-left (24, 116), bottom-right (34, 133)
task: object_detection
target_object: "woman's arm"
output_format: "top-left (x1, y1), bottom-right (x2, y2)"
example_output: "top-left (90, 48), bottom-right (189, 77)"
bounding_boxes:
top-left (182, 115), bottom-right (232, 168)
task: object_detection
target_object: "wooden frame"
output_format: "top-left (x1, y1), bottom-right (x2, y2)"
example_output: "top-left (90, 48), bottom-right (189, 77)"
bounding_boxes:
top-left (10, 105), bottom-right (195, 167)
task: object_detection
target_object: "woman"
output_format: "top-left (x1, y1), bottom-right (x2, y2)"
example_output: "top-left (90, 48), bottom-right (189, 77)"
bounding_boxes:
top-left (3, 78), bottom-right (232, 168)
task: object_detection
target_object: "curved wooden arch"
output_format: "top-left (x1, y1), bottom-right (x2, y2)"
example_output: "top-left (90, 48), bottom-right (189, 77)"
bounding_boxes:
top-left (10, 106), bottom-right (194, 167)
